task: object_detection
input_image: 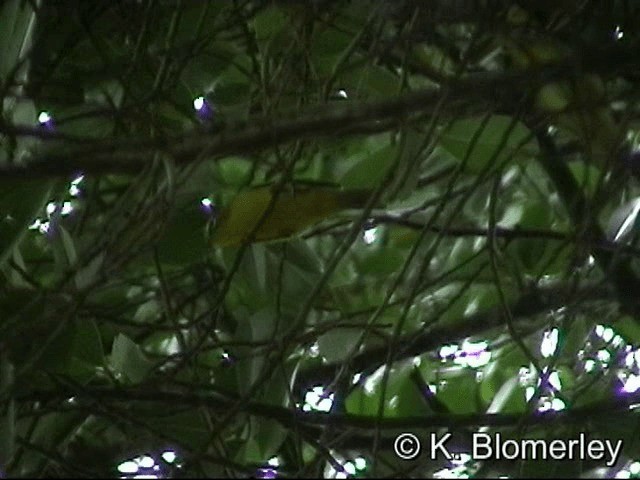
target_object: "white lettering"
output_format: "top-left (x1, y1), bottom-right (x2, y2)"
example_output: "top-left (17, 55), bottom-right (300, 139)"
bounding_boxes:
top-left (588, 440), bottom-right (604, 460)
top-left (502, 439), bottom-right (520, 460)
top-left (605, 440), bottom-right (623, 468)
top-left (521, 439), bottom-right (546, 460)
top-left (469, 433), bottom-right (623, 466)
top-left (429, 433), bottom-right (453, 460)
top-left (473, 433), bottom-right (492, 460)
top-left (548, 439), bottom-right (566, 460)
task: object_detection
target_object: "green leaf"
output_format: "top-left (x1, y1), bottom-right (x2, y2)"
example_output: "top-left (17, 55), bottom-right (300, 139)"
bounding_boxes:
top-left (27, 320), bottom-right (76, 375)
top-left (233, 308), bottom-right (278, 394)
top-left (72, 319), bottom-right (104, 367)
top-left (356, 246), bottom-right (406, 276)
top-left (503, 200), bottom-right (559, 274)
top-left (75, 252), bottom-right (105, 291)
top-left (485, 376), bottom-right (526, 414)
top-left (611, 316), bottom-right (640, 345)
top-left (440, 115), bottom-right (531, 174)
top-left (443, 237), bottom-right (487, 275)
top-left (410, 44), bottom-right (456, 78)
top-left (310, 26), bottom-right (353, 77)
top-left (345, 362), bottom-right (432, 418)
top-left (435, 283), bottom-right (504, 327)
top-left (0, 0), bottom-right (35, 80)
top-left (480, 343), bottom-right (529, 408)
top-left (133, 299), bottom-right (161, 324)
top-left (212, 76), bottom-right (252, 109)
top-left (560, 319), bottom-right (590, 358)
top-left (0, 398), bottom-right (15, 467)
top-left (58, 224), bottom-right (78, 267)
top-left (341, 144), bottom-right (395, 189)
top-left (242, 372), bottom-right (289, 462)
top-left (181, 56), bottom-right (218, 95)
top-left (110, 334), bottom-right (154, 384)
top-left (0, 179), bottom-right (53, 268)
top-left (84, 80), bottom-right (124, 109)
top-left (249, 244), bottom-right (268, 293)
top-left (340, 62), bottom-right (401, 98)
top-left (277, 240), bottom-right (322, 276)
top-left (317, 327), bottom-right (361, 363)
top-left (338, 133), bottom-right (391, 185)
top-left (251, 5), bottom-right (290, 55)
top-left (153, 411), bottom-right (210, 450)
top-left (237, 417), bottom-right (287, 465)
top-left (0, 358), bottom-right (15, 467)
top-left (10, 98), bottom-right (36, 126)
top-left (172, 2), bottom-right (221, 47)
top-left (55, 105), bottom-right (115, 139)
top-left (215, 157), bottom-right (254, 187)
top-left (17, 411), bottom-right (86, 476)
top-left (388, 129), bottom-right (430, 200)
top-left (150, 101), bottom-right (193, 131)
top-left (569, 161), bottom-right (602, 197)
top-left (156, 202), bottom-right (208, 265)
top-left (434, 370), bottom-right (480, 415)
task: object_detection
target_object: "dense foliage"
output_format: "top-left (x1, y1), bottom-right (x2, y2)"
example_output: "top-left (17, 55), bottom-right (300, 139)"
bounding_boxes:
top-left (2, 0), bottom-right (640, 477)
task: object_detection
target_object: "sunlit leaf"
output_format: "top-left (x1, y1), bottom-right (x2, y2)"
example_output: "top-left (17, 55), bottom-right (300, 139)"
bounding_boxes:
top-left (110, 334), bottom-right (154, 384)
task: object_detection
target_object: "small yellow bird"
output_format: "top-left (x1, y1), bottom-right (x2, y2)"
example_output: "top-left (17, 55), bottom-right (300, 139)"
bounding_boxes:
top-left (210, 185), bottom-right (373, 247)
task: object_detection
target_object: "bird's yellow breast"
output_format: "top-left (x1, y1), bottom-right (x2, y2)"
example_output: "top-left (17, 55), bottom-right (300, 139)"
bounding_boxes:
top-left (211, 186), bottom-right (370, 247)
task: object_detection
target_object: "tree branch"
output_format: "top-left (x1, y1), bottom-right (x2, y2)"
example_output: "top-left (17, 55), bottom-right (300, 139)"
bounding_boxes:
top-left (20, 384), bottom-right (640, 445)
top-left (0, 62), bottom-right (625, 178)
top-left (299, 283), bottom-right (610, 386)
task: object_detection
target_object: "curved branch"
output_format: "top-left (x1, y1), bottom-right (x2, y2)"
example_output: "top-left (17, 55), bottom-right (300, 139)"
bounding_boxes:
top-left (20, 384), bottom-right (640, 437)
top-left (0, 62), bottom-right (630, 178)
top-left (299, 284), bottom-right (610, 386)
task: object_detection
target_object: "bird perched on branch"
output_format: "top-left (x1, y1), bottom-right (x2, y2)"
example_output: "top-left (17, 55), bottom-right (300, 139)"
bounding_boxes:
top-left (210, 184), bottom-right (373, 247)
